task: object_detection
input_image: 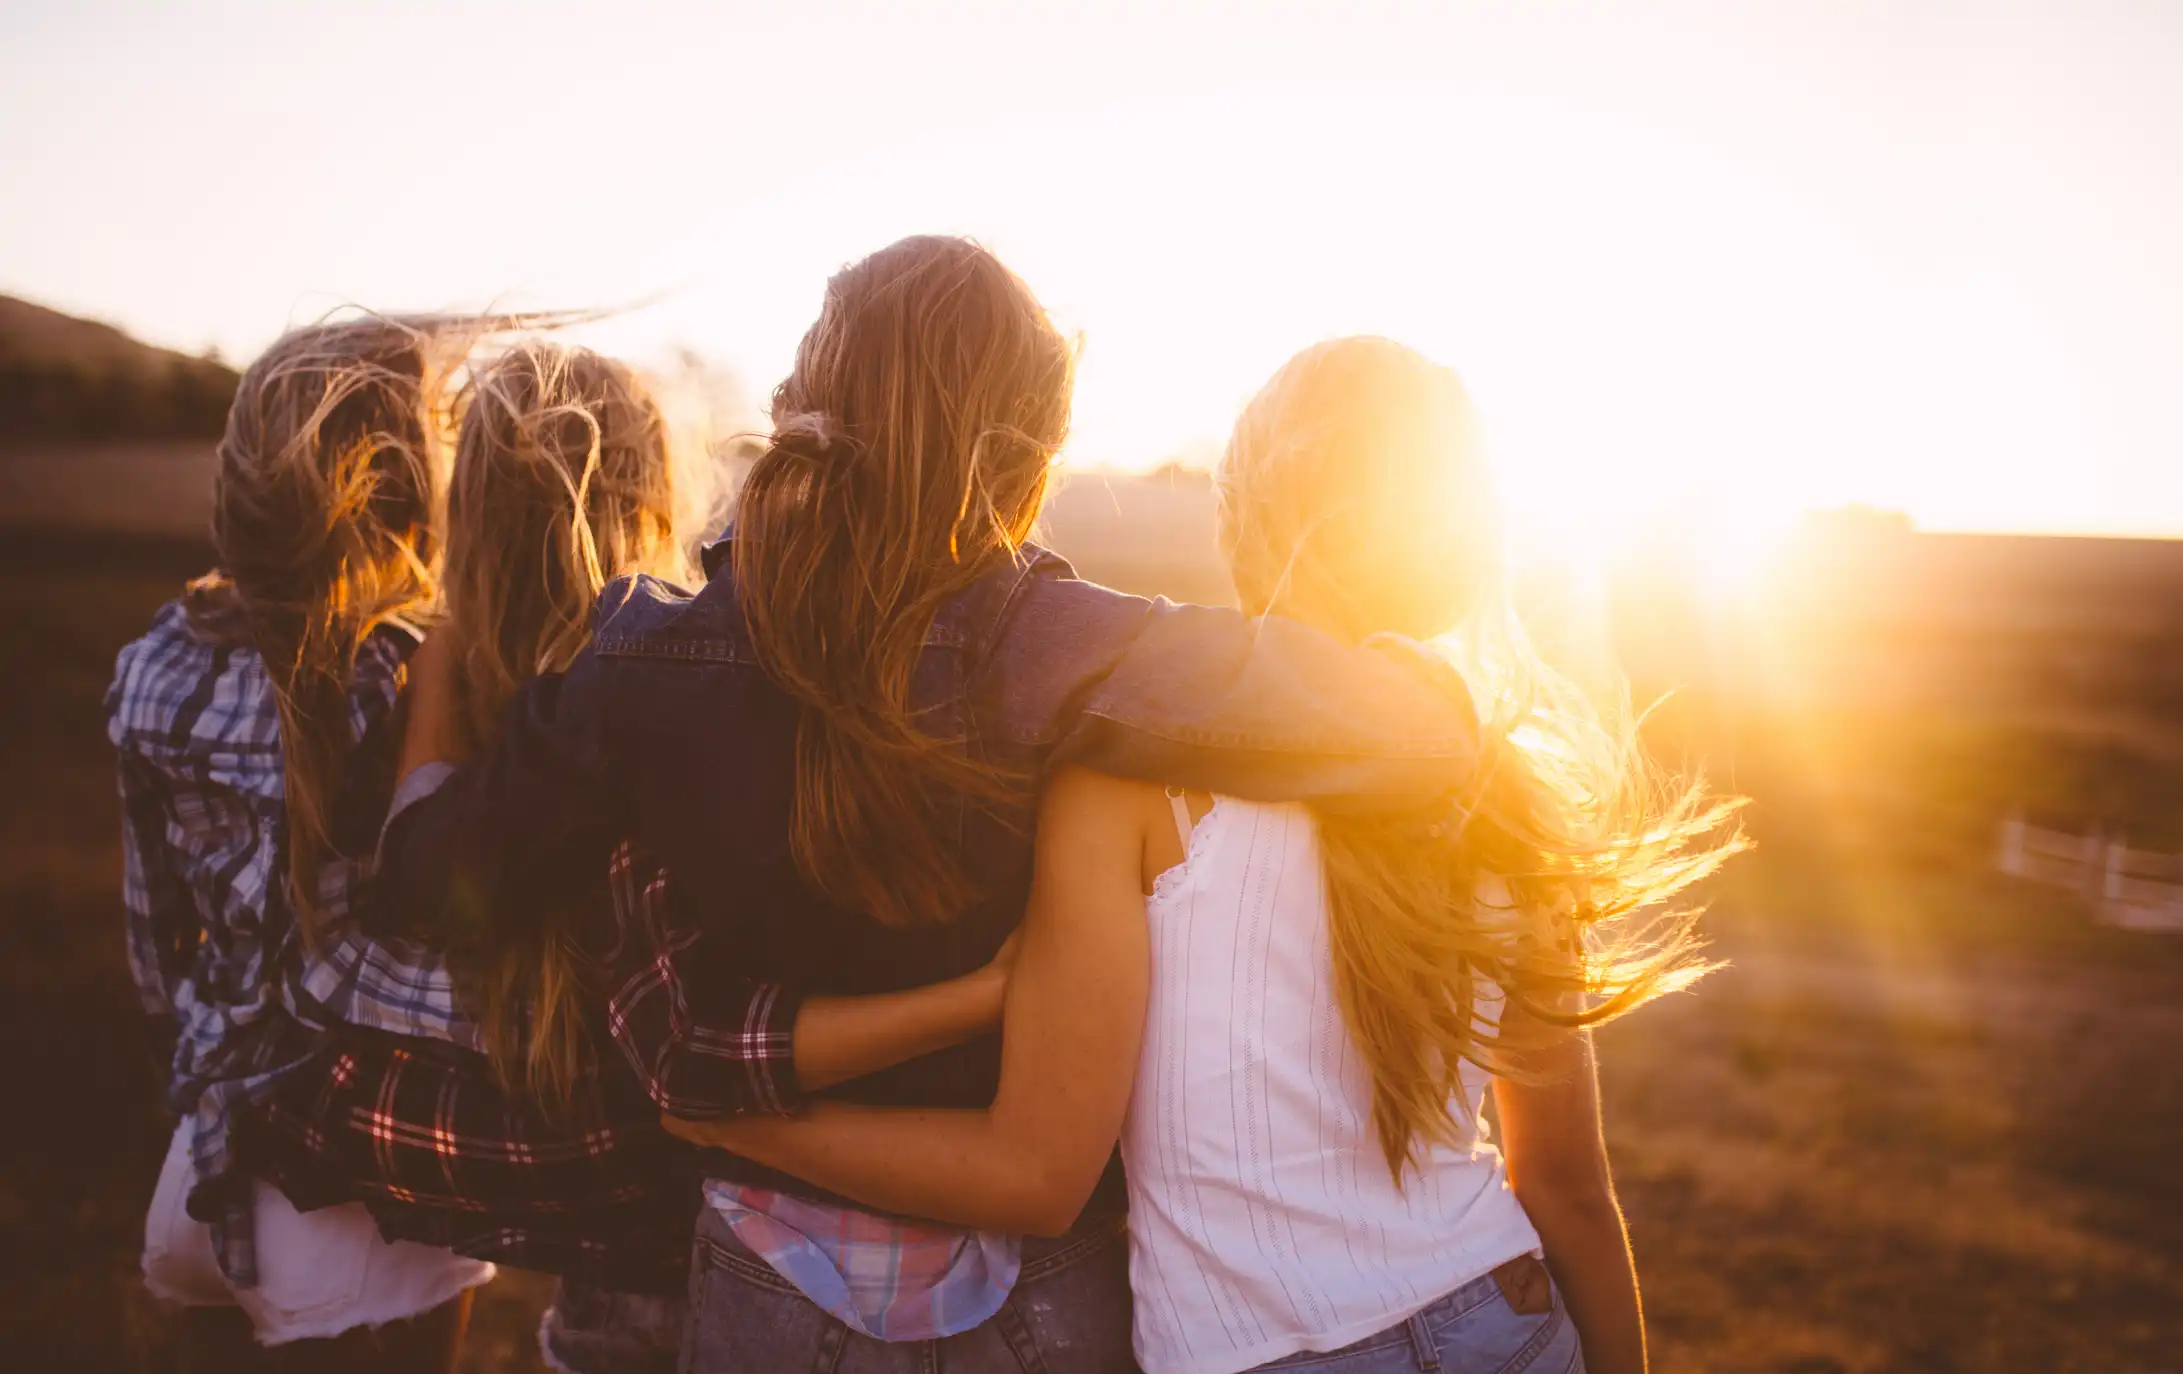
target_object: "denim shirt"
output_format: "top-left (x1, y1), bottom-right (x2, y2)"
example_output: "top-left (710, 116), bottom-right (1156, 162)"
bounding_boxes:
top-left (377, 541), bottom-right (1474, 1198)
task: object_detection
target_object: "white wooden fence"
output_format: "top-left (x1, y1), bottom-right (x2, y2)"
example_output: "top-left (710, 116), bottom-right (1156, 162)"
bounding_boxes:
top-left (1996, 812), bottom-right (2183, 931)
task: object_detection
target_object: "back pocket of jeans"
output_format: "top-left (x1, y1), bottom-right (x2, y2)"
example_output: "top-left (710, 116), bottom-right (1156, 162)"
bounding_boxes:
top-left (684, 1239), bottom-right (844, 1374)
top-left (1432, 1267), bottom-right (1565, 1374)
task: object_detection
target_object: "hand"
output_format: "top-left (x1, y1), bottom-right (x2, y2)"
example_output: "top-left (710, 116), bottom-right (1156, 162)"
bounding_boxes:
top-left (660, 1112), bottom-right (726, 1148)
top-left (662, 1112), bottom-right (775, 1154)
top-left (960, 928), bottom-right (1023, 1034)
top-left (983, 929), bottom-right (1024, 985)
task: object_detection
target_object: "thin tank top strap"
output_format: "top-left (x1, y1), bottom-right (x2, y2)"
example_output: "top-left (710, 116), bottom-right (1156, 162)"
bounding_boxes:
top-left (1164, 786), bottom-right (1195, 851)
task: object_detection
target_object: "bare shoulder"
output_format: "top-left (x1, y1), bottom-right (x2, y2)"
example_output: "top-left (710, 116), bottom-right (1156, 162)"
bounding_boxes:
top-left (1040, 766), bottom-right (1166, 821)
top-left (1036, 767), bottom-right (1172, 889)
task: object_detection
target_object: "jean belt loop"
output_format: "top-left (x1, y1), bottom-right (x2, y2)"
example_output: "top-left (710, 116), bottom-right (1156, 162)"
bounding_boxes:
top-left (810, 1318), bottom-right (848, 1374)
top-left (1406, 1308), bottom-right (1442, 1373)
top-left (992, 1298), bottom-right (1050, 1374)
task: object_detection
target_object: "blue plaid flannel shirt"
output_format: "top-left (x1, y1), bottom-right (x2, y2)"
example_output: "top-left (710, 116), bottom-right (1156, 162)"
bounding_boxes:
top-left (108, 599), bottom-right (476, 1288)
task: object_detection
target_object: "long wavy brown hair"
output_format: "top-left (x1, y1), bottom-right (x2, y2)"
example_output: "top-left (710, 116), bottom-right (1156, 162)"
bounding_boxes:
top-left (732, 236), bottom-right (1075, 928)
top-left (439, 342), bottom-right (700, 1106)
top-left (1218, 337), bottom-right (1746, 1186)
top-left (186, 316), bottom-right (468, 944)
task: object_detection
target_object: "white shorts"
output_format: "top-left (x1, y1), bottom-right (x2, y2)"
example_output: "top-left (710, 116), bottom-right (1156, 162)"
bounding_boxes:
top-left (142, 1121), bottom-right (496, 1345)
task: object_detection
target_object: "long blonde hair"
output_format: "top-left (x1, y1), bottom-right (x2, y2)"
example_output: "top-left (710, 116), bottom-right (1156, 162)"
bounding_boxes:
top-left (732, 236), bottom-right (1074, 929)
top-left (1218, 337), bottom-right (1745, 1186)
top-left (189, 316), bottom-right (467, 944)
top-left (438, 341), bottom-right (698, 1107)
top-left (442, 342), bottom-right (696, 747)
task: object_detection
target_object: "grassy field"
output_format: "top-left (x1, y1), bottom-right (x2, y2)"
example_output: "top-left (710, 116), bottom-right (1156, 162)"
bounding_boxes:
top-left (4, 543), bottom-right (2180, 1372)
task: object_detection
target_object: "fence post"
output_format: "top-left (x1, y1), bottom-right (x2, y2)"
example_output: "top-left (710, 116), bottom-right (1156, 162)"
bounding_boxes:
top-left (1997, 810), bottom-right (2026, 877)
top-left (2105, 841), bottom-right (2128, 901)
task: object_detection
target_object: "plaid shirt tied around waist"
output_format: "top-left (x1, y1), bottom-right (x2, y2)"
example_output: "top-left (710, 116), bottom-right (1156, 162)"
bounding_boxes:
top-left (241, 838), bottom-right (810, 1291)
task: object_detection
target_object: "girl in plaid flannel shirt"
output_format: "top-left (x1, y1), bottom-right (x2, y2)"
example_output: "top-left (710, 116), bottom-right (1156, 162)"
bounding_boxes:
top-left (111, 316), bottom-right (498, 1370)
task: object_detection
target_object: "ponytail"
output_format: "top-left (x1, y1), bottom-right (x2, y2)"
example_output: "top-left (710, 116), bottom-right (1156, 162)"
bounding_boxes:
top-left (733, 237), bottom-right (1073, 928)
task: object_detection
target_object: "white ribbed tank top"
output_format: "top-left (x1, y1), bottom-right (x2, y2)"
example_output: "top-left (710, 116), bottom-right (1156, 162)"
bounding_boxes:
top-left (1121, 797), bottom-right (1542, 1374)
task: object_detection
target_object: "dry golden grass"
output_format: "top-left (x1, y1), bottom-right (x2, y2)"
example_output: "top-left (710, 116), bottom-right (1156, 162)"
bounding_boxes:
top-left (1595, 868), bottom-right (2183, 1372)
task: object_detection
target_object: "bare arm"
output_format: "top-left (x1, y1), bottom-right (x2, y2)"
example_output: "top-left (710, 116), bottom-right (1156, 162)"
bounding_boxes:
top-left (664, 766), bottom-right (1152, 1235)
top-left (577, 831), bottom-right (1019, 1118)
top-left (604, 896), bottom-right (1011, 1117)
top-left (396, 627), bottom-right (466, 782)
top-left (790, 934), bottom-right (1014, 1092)
top-left (1493, 1009), bottom-right (1647, 1374)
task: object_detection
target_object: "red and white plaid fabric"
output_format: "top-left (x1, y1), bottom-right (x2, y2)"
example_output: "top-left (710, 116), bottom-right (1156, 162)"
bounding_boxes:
top-left (241, 838), bottom-right (807, 1293)
top-left (601, 841), bottom-right (800, 1119)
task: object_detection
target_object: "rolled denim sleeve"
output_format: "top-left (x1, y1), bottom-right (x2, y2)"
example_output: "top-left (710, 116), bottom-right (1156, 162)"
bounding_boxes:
top-left (989, 571), bottom-right (1480, 810)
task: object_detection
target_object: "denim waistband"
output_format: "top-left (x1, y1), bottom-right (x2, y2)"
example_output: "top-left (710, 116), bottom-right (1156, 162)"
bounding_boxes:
top-left (1414, 1265), bottom-right (1515, 1330)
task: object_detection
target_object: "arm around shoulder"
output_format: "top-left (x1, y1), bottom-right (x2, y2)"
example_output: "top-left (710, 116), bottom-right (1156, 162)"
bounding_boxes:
top-left (995, 571), bottom-right (1479, 809)
top-left (665, 766), bottom-right (1153, 1235)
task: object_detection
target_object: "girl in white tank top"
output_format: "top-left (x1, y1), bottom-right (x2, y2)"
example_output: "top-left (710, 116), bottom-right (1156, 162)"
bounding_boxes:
top-left (675, 338), bottom-right (1743, 1374)
top-left (1125, 790), bottom-right (1545, 1372)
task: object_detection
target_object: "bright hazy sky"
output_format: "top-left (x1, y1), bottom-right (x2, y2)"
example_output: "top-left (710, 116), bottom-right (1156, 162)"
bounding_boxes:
top-left (5, 0), bottom-right (2181, 539)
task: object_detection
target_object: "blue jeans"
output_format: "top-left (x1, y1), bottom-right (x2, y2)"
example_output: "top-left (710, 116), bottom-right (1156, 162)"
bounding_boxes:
top-left (1253, 1260), bottom-right (1584, 1374)
top-left (680, 1207), bottom-right (1139, 1374)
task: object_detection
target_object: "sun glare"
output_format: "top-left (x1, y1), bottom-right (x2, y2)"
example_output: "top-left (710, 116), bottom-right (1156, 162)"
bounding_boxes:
top-left (9, 4), bottom-right (2174, 536)
top-left (1004, 86), bottom-right (1881, 578)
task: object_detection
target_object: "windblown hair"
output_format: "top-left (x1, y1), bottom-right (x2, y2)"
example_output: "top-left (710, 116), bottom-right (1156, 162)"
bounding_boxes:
top-left (185, 317), bottom-right (471, 944)
top-left (442, 342), bottom-right (696, 747)
top-left (1218, 337), bottom-right (1745, 1186)
top-left (733, 235), bottom-right (1075, 928)
top-left (440, 342), bottom-right (699, 1108)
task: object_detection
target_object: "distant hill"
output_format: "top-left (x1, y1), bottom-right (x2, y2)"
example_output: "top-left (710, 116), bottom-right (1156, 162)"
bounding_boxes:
top-left (0, 295), bottom-right (237, 442)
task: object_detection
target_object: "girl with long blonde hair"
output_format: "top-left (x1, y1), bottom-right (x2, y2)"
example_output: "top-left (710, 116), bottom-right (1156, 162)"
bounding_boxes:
top-left (110, 316), bottom-right (496, 1371)
top-left (427, 342), bottom-right (697, 1092)
top-left (437, 341), bottom-right (700, 753)
top-left (405, 340), bottom-right (700, 1374)
top-left (674, 336), bottom-right (1743, 1374)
